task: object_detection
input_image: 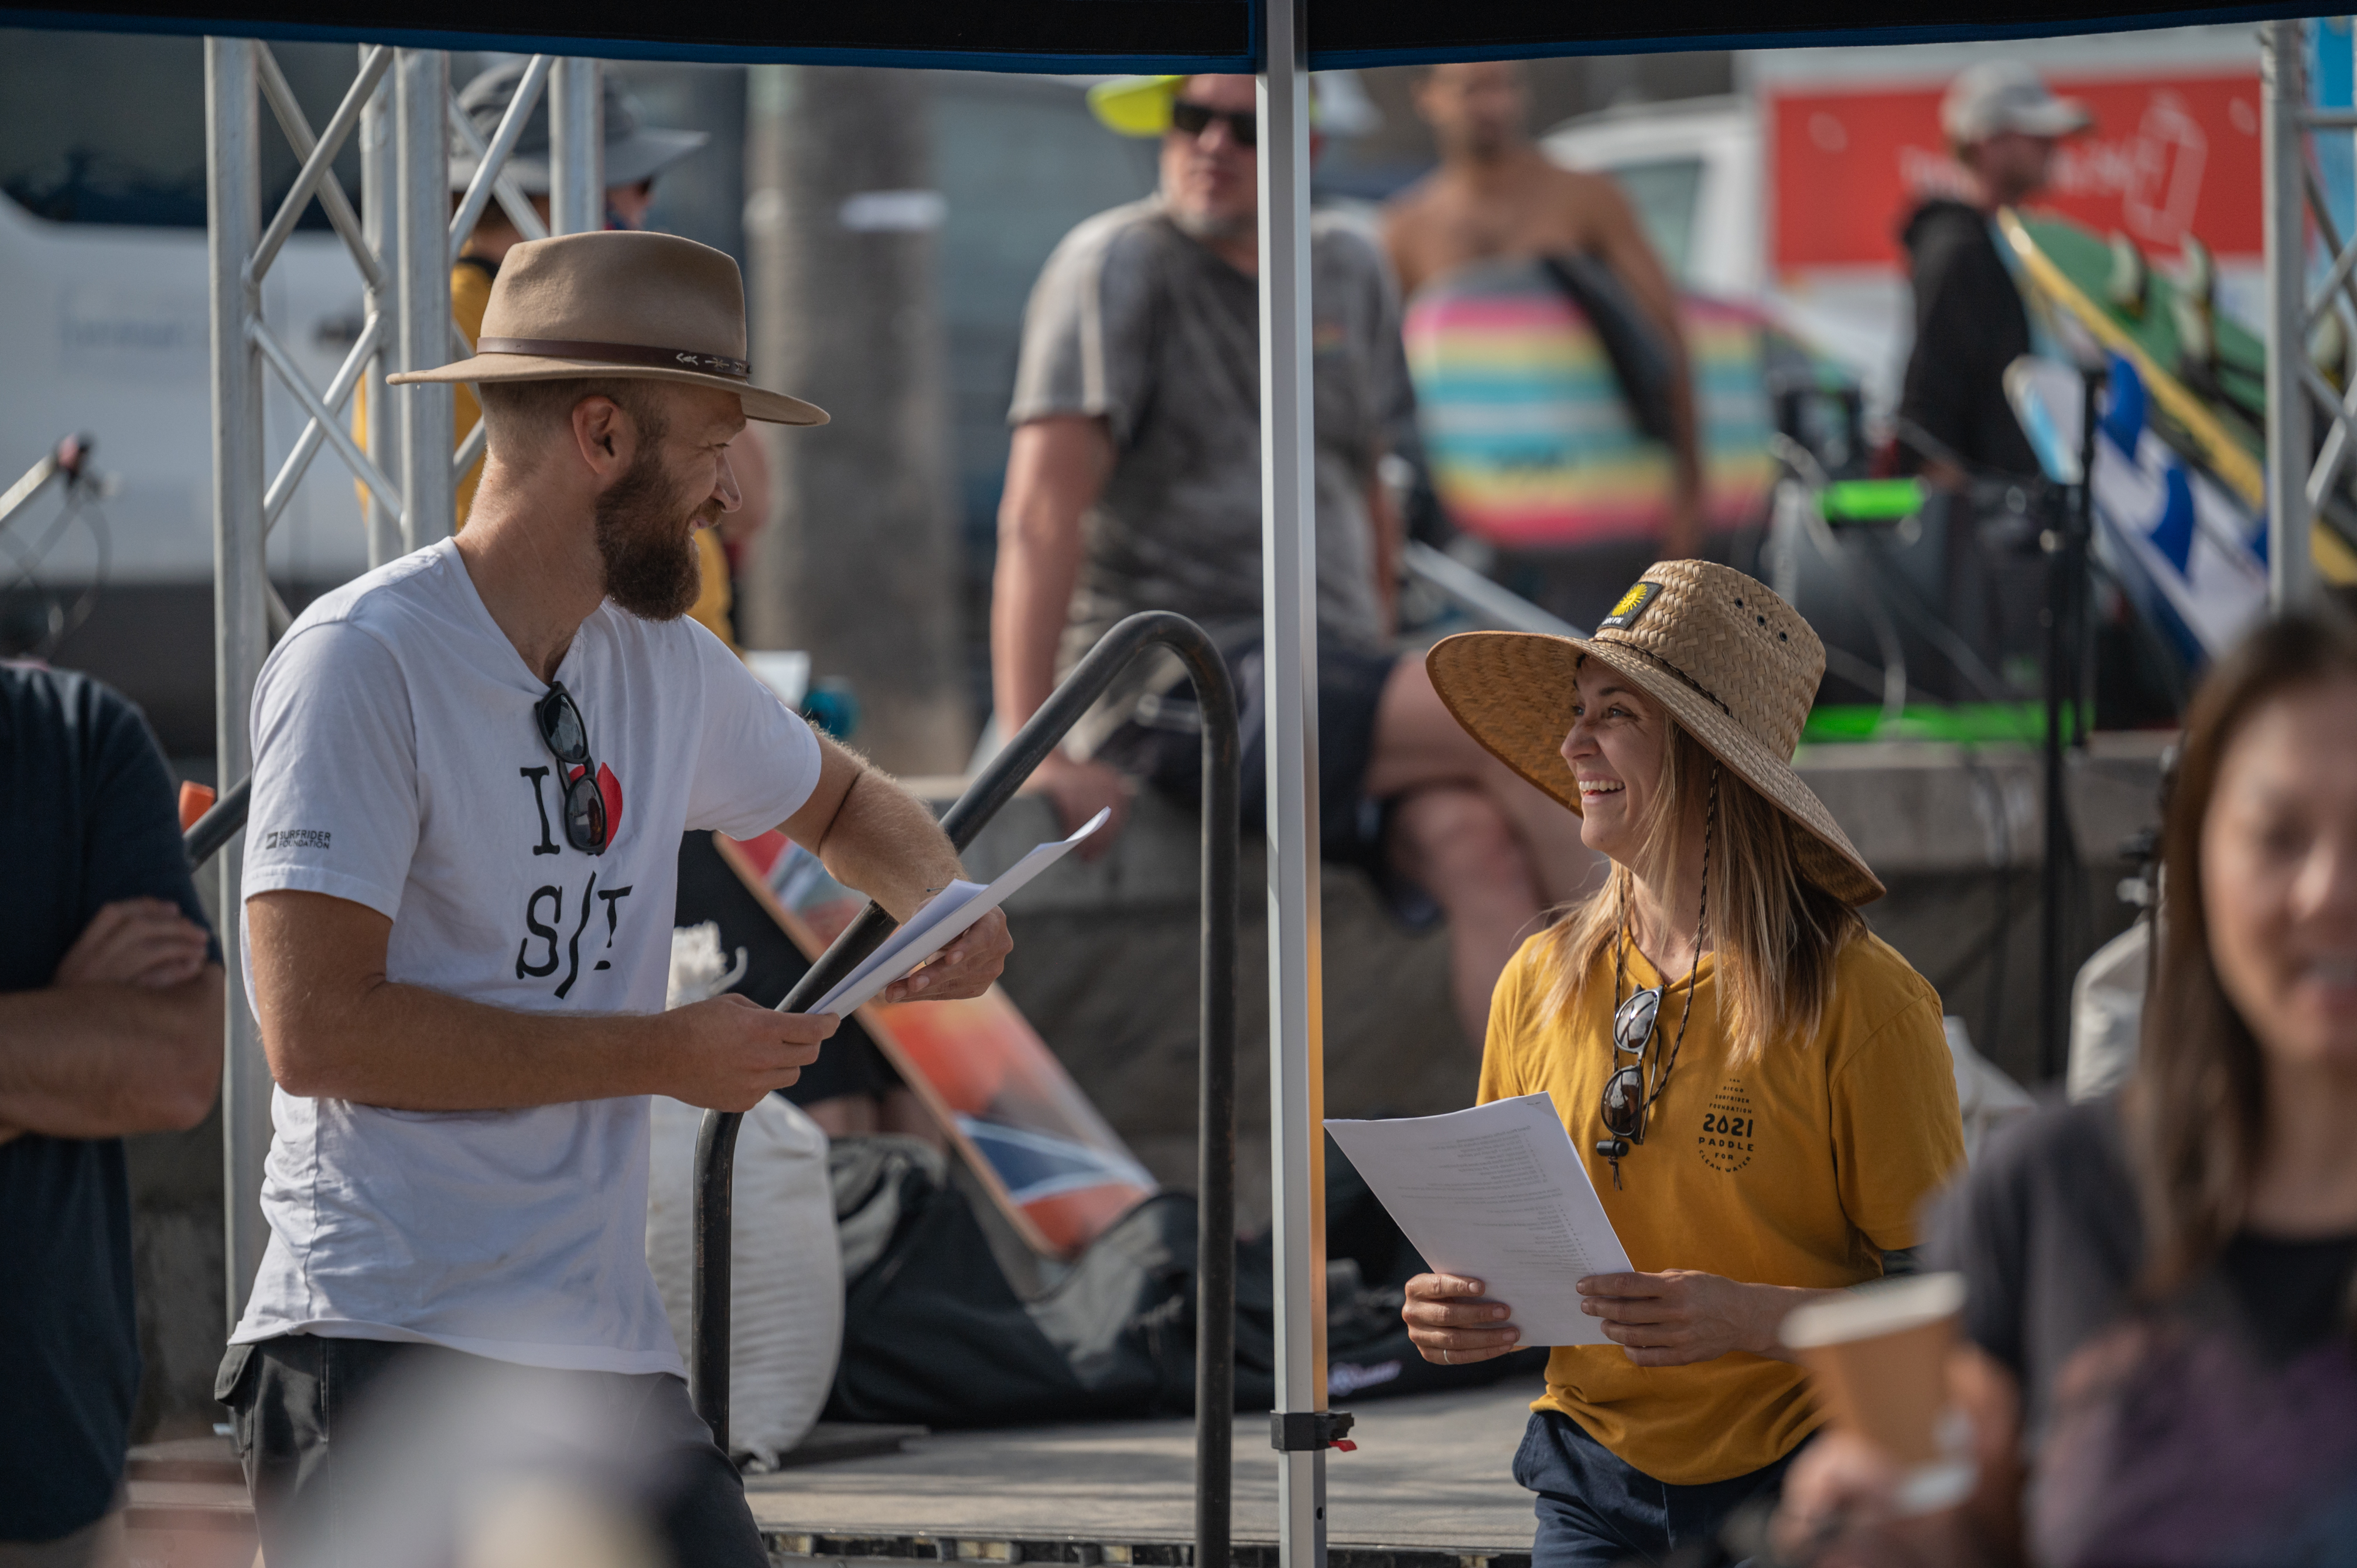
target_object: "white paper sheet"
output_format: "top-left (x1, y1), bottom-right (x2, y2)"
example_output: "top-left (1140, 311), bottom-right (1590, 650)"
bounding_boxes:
top-left (800, 808), bottom-right (1110, 1017)
top-left (1324, 1095), bottom-right (1634, 1347)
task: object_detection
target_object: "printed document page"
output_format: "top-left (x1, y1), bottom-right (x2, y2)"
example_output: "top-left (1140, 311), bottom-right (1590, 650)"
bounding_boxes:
top-left (1325, 1095), bottom-right (1633, 1347)
top-left (802, 808), bottom-right (1110, 1017)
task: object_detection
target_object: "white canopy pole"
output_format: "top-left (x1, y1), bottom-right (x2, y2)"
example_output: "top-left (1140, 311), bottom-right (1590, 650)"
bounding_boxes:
top-left (2262, 18), bottom-right (2318, 609)
top-left (549, 57), bottom-right (606, 237)
top-left (1256, 3), bottom-right (1331, 1563)
top-left (395, 50), bottom-right (456, 547)
top-left (205, 35), bottom-right (271, 1330)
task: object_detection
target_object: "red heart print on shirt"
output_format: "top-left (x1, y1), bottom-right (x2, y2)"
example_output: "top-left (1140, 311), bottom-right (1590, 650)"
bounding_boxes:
top-left (569, 761), bottom-right (624, 846)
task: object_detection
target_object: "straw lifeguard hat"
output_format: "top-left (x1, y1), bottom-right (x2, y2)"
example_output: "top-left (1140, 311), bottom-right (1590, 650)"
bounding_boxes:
top-left (387, 231), bottom-right (827, 427)
top-left (1426, 559), bottom-right (1884, 905)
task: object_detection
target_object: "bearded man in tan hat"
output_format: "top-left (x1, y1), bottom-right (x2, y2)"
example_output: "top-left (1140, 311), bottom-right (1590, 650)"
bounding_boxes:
top-left (221, 230), bottom-right (1009, 1564)
top-left (1398, 561), bottom-right (1963, 1567)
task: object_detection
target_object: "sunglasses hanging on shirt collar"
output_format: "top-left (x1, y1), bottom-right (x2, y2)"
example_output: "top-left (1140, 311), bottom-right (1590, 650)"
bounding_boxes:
top-left (534, 681), bottom-right (609, 855)
top-left (1596, 768), bottom-right (1717, 1188)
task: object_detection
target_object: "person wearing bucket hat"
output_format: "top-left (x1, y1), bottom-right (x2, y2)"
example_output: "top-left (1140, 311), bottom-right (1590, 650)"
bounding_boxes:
top-left (999, 72), bottom-right (1602, 1046)
top-left (1898, 62), bottom-right (2092, 484)
top-left (1398, 561), bottom-right (1964, 1566)
top-left (224, 229), bottom-right (1010, 1565)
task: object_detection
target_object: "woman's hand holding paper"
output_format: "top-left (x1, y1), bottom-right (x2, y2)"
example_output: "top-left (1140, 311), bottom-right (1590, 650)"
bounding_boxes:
top-left (1401, 1272), bottom-right (1523, 1365)
top-left (1576, 1270), bottom-right (1832, 1367)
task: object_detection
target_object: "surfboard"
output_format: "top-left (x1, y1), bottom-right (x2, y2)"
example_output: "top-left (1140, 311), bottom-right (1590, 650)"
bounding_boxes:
top-left (1999, 209), bottom-right (2357, 585)
top-left (710, 829), bottom-right (1157, 1261)
top-left (1402, 257), bottom-right (1784, 548)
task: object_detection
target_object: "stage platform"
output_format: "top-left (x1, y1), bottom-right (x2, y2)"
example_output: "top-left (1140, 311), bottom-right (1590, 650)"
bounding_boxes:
top-left (123, 1386), bottom-right (1542, 1567)
top-left (747, 1383), bottom-right (1543, 1567)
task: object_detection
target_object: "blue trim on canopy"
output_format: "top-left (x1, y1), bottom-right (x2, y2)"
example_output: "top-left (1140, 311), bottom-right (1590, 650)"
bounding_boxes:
top-left (6, 0), bottom-right (2320, 70)
top-left (0, 4), bottom-right (1257, 74)
top-left (1305, 0), bottom-right (2324, 67)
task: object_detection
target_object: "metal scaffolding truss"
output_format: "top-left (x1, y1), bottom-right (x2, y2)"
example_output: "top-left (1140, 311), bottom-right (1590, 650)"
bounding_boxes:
top-left (2264, 16), bottom-right (2356, 609)
top-left (204, 38), bottom-right (600, 1323)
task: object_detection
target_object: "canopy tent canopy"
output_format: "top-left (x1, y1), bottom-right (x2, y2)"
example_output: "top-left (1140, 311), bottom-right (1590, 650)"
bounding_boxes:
top-left (0, 0), bottom-right (2320, 70)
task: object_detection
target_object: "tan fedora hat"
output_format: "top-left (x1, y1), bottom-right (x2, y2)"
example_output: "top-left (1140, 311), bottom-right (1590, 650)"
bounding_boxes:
top-left (387, 230), bottom-right (826, 426)
top-left (1426, 559), bottom-right (1884, 905)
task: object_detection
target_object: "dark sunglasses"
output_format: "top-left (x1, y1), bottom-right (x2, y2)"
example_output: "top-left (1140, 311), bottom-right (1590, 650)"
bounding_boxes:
top-left (1598, 985), bottom-right (1662, 1146)
top-left (1169, 100), bottom-right (1258, 148)
top-left (534, 681), bottom-right (609, 856)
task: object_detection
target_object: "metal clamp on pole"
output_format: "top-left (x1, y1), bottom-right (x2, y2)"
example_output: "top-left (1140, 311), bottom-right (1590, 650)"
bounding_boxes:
top-left (1270, 1410), bottom-right (1356, 1453)
top-left (690, 609), bottom-right (1240, 1568)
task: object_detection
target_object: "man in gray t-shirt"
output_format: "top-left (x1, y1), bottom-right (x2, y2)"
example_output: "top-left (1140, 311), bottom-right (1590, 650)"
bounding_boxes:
top-left (992, 73), bottom-right (1599, 1044)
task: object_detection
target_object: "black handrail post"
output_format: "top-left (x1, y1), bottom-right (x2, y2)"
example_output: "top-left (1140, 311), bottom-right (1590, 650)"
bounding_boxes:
top-left (688, 612), bottom-right (1239, 1566)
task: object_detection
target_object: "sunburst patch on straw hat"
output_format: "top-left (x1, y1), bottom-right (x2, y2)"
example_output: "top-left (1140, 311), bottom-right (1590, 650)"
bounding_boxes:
top-left (387, 230), bottom-right (827, 428)
top-left (1425, 559), bottom-right (1884, 906)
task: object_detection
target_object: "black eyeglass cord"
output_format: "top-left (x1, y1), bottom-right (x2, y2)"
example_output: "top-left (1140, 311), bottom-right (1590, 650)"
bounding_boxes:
top-left (1602, 766), bottom-right (1717, 1190)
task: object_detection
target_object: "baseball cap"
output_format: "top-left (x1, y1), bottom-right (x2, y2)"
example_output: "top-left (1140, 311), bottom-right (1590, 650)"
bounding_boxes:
top-left (1941, 62), bottom-right (2093, 146)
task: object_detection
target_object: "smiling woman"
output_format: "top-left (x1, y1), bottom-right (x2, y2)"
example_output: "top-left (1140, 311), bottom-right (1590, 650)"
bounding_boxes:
top-left (1776, 611), bottom-right (2357, 1568)
top-left (1401, 559), bottom-right (1965, 1568)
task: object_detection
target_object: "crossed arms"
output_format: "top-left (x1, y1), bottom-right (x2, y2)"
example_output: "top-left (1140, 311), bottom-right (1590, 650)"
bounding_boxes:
top-left (0, 898), bottom-right (224, 1143)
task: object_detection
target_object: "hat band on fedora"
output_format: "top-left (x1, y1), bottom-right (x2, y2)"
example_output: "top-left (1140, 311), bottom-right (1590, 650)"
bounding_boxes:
top-left (475, 336), bottom-right (750, 380)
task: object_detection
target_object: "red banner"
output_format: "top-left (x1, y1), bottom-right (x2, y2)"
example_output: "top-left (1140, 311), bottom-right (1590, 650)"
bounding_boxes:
top-left (1768, 72), bottom-right (2262, 274)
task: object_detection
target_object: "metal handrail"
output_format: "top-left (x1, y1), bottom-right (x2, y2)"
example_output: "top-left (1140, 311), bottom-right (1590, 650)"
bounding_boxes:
top-left (693, 610), bottom-right (1240, 1564)
top-left (185, 776), bottom-right (252, 869)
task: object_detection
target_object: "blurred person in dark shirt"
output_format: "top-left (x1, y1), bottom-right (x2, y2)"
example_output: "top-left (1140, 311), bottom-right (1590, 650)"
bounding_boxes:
top-left (1897, 63), bottom-right (2089, 484)
top-left (1775, 612), bottom-right (2357, 1568)
top-left (0, 665), bottom-right (223, 1564)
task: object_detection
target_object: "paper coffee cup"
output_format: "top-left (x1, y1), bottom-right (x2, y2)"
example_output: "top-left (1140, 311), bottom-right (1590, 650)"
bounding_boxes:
top-left (1781, 1272), bottom-right (1966, 1468)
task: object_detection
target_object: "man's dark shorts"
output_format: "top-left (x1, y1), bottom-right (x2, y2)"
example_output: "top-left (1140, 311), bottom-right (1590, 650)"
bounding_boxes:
top-left (217, 1335), bottom-right (767, 1568)
top-left (1096, 636), bottom-right (1400, 863)
top-left (1513, 1409), bottom-right (1801, 1568)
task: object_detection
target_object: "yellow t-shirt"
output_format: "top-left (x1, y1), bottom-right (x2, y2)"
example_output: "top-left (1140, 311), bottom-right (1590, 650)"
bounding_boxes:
top-left (1477, 925), bottom-right (1965, 1485)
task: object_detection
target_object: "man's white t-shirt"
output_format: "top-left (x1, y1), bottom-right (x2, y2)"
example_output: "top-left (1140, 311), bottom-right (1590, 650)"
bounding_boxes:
top-left (231, 538), bottom-right (822, 1374)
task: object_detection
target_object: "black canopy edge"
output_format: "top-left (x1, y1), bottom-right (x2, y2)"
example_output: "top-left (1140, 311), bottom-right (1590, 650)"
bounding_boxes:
top-left (0, 0), bottom-right (1253, 72)
top-left (1307, 0), bottom-right (2325, 66)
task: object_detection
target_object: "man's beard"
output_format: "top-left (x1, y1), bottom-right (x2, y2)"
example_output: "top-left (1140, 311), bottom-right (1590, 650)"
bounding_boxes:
top-left (1168, 200), bottom-right (1253, 244)
top-left (594, 439), bottom-right (708, 621)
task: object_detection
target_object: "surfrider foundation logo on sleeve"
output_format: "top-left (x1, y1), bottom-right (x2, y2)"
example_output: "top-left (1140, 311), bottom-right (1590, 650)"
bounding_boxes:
top-left (261, 828), bottom-right (331, 850)
top-left (1697, 1077), bottom-right (1757, 1174)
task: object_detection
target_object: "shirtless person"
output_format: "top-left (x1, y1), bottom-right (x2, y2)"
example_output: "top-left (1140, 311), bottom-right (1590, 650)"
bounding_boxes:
top-left (1383, 60), bottom-right (1703, 562)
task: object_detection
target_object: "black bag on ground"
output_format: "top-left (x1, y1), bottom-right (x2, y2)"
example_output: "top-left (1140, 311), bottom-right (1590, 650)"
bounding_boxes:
top-left (822, 1135), bottom-right (1548, 1429)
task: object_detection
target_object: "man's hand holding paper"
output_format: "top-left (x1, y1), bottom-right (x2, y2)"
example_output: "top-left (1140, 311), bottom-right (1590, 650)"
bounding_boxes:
top-left (793, 808), bottom-right (1109, 1017)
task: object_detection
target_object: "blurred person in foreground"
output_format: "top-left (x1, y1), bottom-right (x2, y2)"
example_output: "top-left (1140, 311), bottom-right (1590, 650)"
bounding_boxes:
top-left (996, 71), bottom-right (1600, 1046)
top-left (1897, 63), bottom-right (2090, 484)
top-left (360, 59), bottom-right (760, 647)
top-left (1382, 60), bottom-right (1704, 563)
top-left (1775, 612), bottom-right (2357, 1568)
top-left (1399, 562), bottom-right (1965, 1566)
top-left (223, 231), bottom-right (1009, 1566)
top-left (1, 665), bottom-right (221, 1565)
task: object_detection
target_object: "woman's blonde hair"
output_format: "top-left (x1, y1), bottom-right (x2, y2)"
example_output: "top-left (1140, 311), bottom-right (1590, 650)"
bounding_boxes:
top-left (1535, 718), bottom-right (1862, 1063)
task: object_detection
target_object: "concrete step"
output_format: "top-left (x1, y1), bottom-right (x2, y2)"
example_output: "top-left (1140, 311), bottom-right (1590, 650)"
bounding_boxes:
top-left (123, 1438), bottom-right (257, 1568)
top-left (770, 1532), bottom-right (1529, 1568)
